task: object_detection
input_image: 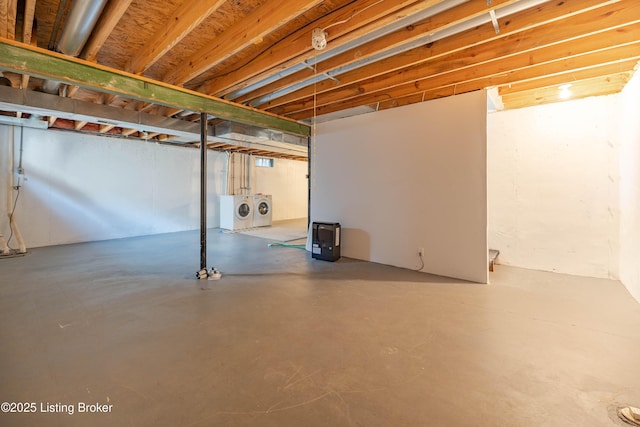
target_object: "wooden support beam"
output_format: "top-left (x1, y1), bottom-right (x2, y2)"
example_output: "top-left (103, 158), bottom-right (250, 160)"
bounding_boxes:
top-left (48, 116), bottom-right (57, 126)
top-left (127, 0), bottom-right (226, 74)
top-left (0, 39), bottom-right (310, 136)
top-left (74, 120), bottom-right (87, 130)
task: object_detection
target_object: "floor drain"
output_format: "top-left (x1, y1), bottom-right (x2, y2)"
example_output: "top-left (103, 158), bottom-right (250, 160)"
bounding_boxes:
top-left (619, 406), bottom-right (640, 426)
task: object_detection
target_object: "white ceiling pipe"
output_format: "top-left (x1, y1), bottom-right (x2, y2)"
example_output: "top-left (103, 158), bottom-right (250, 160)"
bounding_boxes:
top-left (42, 0), bottom-right (108, 94)
top-left (226, 0), bottom-right (469, 100)
top-left (57, 0), bottom-right (109, 56)
top-left (249, 0), bottom-right (551, 107)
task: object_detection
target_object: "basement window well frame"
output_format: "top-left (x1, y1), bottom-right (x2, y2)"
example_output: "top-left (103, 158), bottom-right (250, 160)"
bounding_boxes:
top-left (255, 157), bottom-right (275, 168)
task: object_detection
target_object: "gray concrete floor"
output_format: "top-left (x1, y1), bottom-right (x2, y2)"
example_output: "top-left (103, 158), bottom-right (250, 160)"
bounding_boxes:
top-left (1, 225), bottom-right (639, 427)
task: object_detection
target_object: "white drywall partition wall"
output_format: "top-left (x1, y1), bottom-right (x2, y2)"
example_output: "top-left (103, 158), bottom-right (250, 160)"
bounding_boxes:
top-left (487, 96), bottom-right (620, 279)
top-left (312, 90), bottom-right (488, 283)
top-left (619, 69), bottom-right (640, 303)
top-left (1, 126), bottom-right (227, 248)
top-left (253, 158), bottom-right (308, 221)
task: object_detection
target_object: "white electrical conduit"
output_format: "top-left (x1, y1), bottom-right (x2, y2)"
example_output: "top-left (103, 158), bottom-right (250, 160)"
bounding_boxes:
top-left (228, 0), bottom-right (470, 100)
top-left (248, 0), bottom-right (551, 107)
top-left (247, 153), bottom-right (253, 194)
top-left (7, 126), bottom-right (26, 254)
top-left (225, 151), bottom-right (232, 195)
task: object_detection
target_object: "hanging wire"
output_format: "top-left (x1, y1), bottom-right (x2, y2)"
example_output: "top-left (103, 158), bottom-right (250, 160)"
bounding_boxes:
top-left (323, 0), bottom-right (385, 31)
top-left (7, 178), bottom-right (21, 250)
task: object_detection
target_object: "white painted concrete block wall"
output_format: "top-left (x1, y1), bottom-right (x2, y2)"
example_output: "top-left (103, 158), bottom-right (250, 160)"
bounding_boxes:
top-left (618, 69), bottom-right (640, 303)
top-left (0, 127), bottom-right (306, 248)
top-left (253, 158), bottom-right (308, 221)
top-left (0, 125), bottom-right (11, 242)
top-left (313, 91), bottom-right (488, 284)
top-left (226, 152), bottom-right (308, 221)
top-left (488, 96), bottom-right (620, 279)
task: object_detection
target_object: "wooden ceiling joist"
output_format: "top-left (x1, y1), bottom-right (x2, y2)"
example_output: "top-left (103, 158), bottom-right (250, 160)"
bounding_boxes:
top-left (263, 0), bottom-right (635, 111)
top-left (501, 73), bottom-right (634, 109)
top-left (288, 42), bottom-right (640, 120)
top-left (82, 0), bottom-right (134, 62)
top-left (1, 0), bottom-right (637, 138)
top-left (199, 0), bottom-right (436, 97)
top-left (234, 0), bottom-right (521, 105)
top-left (126, 0), bottom-right (226, 74)
top-left (166, 0), bottom-right (325, 86)
top-left (498, 59), bottom-right (640, 96)
top-left (0, 38), bottom-right (310, 137)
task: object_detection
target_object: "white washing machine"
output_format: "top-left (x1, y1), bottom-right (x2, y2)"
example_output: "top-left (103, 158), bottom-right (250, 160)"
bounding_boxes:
top-left (252, 194), bottom-right (273, 227)
top-left (220, 195), bottom-right (253, 230)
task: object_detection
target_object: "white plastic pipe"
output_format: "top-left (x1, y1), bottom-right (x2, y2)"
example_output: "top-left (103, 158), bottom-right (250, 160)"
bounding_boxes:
top-left (0, 234), bottom-right (9, 254)
top-left (7, 126), bottom-right (26, 254)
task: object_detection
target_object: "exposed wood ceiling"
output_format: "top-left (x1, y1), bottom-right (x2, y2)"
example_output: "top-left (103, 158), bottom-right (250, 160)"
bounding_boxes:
top-left (0, 0), bottom-right (639, 157)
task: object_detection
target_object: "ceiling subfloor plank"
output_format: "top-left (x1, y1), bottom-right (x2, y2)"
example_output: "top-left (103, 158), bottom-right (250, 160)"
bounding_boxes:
top-left (0, 39), bottom-right (310, 137)
top-left (167, 0), bottom-right (325, 86)
top-left (1, 0), bottom-right (17, 40)
top-left (82, 0), bottom-right (135, 62)
top-left (127, 0), bottom-right (227, 74)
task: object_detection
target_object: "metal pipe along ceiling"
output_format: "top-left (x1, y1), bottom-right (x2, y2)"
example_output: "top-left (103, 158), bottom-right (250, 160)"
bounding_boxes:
top-left (226, 0), bottom-right (469, 101)
top-left (42, 0), bottom-right (108, 94)
top-left (246, 0), bottom-right (551, 107)
top-left (57, 0), bottom-right (109, 56)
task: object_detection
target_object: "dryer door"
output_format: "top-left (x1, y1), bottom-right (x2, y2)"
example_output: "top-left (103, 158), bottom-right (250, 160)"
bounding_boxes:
top-left (257, 200), bottom-right (270, 217)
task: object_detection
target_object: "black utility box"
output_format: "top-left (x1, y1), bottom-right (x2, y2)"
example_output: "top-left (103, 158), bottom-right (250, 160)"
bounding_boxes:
top-left (311, 222), bottom-right (341, 262)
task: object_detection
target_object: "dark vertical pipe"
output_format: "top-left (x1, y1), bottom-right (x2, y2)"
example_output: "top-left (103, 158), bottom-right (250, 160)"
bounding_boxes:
top-left (200, 113), bottom-right (207, 270)
top-left (307, 136), bottom-right (311, 228)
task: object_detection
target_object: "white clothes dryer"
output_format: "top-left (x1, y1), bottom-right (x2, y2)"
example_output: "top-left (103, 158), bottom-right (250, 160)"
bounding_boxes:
top-left (252, 194), bottom-right (272, 227)
top-left (220, 195), bottom-right (253, 230)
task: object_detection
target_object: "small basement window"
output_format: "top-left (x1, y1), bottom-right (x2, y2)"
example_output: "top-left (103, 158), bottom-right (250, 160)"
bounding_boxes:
top-left (255, 157), bottom-right (274, 168)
